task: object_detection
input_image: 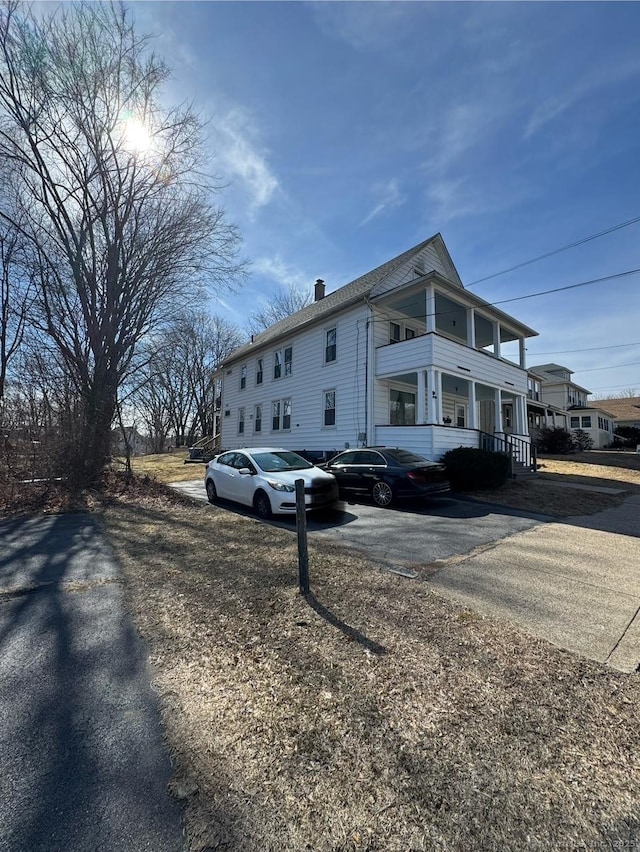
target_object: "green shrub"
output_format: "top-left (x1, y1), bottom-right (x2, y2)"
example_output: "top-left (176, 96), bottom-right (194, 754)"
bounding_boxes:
top-left (614, 426), bottom-right (640, 448)
top-left (441, 447), bottom-right (511, 491)
top-left (535, 426), bottom-right (575, 454)
top-left (572, 429), bottom-right (594, 451)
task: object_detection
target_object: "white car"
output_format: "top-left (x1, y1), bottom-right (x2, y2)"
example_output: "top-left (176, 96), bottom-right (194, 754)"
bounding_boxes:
top-left (204, 447), bottom-right (339, 519)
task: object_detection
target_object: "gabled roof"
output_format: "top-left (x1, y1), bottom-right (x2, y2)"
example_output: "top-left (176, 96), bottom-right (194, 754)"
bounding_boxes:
top-left (224, 235), bottom-right (443, 365)
top-left (528, 363), bottom-right (591, 394)
top-left (593, 396), bottom-right (640, 421)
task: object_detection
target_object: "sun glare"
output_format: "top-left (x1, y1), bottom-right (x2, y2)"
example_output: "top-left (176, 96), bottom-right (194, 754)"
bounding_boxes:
top-left (120, 116), bottom-right (153, 155)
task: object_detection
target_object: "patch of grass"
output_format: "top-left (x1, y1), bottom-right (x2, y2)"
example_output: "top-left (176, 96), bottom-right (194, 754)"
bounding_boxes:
top-left (99, 490), bottom-right (640, 852)
top-left (122, 451), bottom-right (206, 483)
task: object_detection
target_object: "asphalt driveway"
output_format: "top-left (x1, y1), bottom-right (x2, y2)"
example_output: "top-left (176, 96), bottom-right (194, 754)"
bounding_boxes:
top-left (171, 479), bottom-right (548, 569)
top-left (0, 514), bottom-right (185, 852)
top-left (171, 478), bottom-right (640, 672)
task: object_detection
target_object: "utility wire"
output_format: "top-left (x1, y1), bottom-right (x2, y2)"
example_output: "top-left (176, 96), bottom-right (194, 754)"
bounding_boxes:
top-left (465, 214), bottom-right (640, 287)
top-left (371, 266), bottom-right (640, 323)
top-left (489, 268), bottom-right (640, 307)
top-left (527, 341), bottom-right (640, 356)
top-left (573, 360), bottom-right (640, 373)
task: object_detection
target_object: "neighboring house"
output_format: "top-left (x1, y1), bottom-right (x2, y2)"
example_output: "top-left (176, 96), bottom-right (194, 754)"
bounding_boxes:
top-left (111, 426), bottom-right (151, 456)
top-left (218, 234), bottom-right (539, 465)
top-left (527, 363), bottom-right (615, 449)
top-left (594, 396), bottom-right (640, 429)
top-left (526, 369), bottom-right (567, 434)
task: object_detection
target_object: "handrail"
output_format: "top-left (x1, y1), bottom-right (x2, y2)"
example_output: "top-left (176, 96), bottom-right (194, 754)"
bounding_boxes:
top-left (476, 429), bottom-right (533, 474)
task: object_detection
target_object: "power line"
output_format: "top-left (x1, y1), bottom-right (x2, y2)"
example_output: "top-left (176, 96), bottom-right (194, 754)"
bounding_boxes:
top-left (466, 214), bottom-right (640, 287)
top-left (373, 266), bottom-right (640, 323)
top-left (527, 341), bottom-right (640, 356)
top-left (490, 268), bottom-right (640, 307)
top-left (573, 361), bottom-right (640, 373)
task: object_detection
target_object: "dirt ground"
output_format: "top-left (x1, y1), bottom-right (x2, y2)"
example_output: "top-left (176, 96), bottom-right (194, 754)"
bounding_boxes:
top-left (2, 451), bottom-right (639, 849)
top-left (98, 485), bottom-right (640, 852)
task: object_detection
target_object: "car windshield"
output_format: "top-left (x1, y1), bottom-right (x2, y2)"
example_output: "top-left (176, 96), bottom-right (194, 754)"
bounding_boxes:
top-left (383, 449), bottom-right (433, 465)
top-left (251, 451), bottom-right (314, 472)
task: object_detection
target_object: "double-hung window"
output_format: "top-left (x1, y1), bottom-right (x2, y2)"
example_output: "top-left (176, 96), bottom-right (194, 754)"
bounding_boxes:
top-left (324, 390), bottom-right (336, 426)
top-left (254, 405), bottom-right (262, 433)
top-left (272, 398), bottom-right (291, 431)
top-left (272, 400), bottom-right (281, 430)
top-left (240, 365), bottom-right (247, 390)
top-left (238, 408), bottom-right (245, 435)
top-left (325, 328), bottom-right (337, 363)
top-left (273, 351), bottom-right (282, 379)
top-left (284, 346), bottom-right (292, 376)
top-left (390, 322), bottom-right (401, 345)
top-left (256, 358), bottom-right (263, 385)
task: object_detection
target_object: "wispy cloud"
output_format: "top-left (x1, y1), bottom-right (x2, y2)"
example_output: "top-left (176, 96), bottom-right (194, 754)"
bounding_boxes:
top-left (360, 179), bottom-right (405, 226)
top-left (311, 1), bottom-right (420, 52)
top-left (253, 255), bottom-right (310, 290)
top-left (524, 57), bottom-right (640, 139)
top-left (214, 107), bottom-right (280, 214)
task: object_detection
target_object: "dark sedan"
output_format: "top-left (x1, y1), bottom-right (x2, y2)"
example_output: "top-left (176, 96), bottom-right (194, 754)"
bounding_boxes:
top-left (323, 447), bottom-right (450, 508)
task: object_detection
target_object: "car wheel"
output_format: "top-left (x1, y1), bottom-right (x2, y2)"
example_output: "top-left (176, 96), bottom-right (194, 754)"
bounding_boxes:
top-left (205, 478), bottom-right (218, 504)
top-left (253, 490), bottom-right (273, 520)
top-left (371, 480), bottom-right (393, 508)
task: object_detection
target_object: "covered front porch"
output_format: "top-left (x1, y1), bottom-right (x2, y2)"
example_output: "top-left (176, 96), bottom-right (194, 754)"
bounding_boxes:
top-left (373, 370), bottom-right (532, 466)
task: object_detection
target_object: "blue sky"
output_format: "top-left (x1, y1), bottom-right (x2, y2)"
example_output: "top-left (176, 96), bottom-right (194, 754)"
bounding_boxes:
top-left (134, 1), bottom-right (640, 400)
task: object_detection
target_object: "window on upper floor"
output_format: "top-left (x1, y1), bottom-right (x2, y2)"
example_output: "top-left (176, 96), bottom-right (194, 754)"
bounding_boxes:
top-left (325, 328), bottom-right (337, 363)
top-left (284, 346), bottom-right (292, 376)
top-left (256, 358), bottom-right (263, 385)
top-left (254, 405), bottom-right (262, 433)
top-left (273, 350), bottom-right (282, 380)
top-left (389, 322), bottom-right (401, 345)
top-left (240, 365), bottom-right (247, 391)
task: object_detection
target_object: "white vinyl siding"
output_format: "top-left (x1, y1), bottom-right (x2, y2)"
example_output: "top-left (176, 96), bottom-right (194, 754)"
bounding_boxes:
top-left (220, 303), bottom-right (369, 452)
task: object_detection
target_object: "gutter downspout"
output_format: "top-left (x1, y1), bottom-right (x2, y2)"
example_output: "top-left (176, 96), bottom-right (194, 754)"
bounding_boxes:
top-left (364, 296), bottom-right (375, 447)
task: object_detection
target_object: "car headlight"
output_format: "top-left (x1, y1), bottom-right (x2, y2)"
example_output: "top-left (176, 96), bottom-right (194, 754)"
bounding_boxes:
top-left (267, 480), bottom-right (295, 492)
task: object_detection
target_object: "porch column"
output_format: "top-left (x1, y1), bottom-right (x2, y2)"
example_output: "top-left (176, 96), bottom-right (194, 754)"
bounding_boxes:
top-left (417, 370), bottom-right (426, 424)
top-left (495, 388), bottom-right (503, 432)
top-left (493, 322), bottom-right (501, 359)
top-left (467, 308), bottom-right (476, 349)
top-left (436, 370), bottom-right (443, 422)
top-left (516, 395), bottom-right (527, 434)
top-left (468, 381), bottom-right (477, 429)
top-left (519, 337), bottom-right (526, 369)
top-left (425, 285), bottom-right (436, 333)
top-left (427, 368), bottom-right (437, 423)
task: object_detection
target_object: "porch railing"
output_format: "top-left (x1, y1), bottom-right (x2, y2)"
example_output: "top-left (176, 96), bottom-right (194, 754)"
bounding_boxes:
top-left (477, 430), bottom-right (536, 476)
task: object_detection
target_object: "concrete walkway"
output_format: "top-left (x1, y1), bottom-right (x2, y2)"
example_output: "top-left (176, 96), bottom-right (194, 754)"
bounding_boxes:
top-left (0, 514), bottom-right (185, 852)
top-left (428, 494), bottom-right (640, 673)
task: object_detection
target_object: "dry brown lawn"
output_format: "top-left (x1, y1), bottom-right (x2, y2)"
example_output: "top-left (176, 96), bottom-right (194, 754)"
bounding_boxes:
top-left (98, 487), bottom-right (640, 852)
top-left (124, 450), bottom-right (206, 483)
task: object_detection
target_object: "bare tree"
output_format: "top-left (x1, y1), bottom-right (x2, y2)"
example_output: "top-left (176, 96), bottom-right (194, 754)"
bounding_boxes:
top-left (247, 283), bottom-right (312, 335)
top-left (0, 2), bottom-right (245, 485)
top-left (0, 218), bottom-right (32, 402)
top-left (126, 311), bottom-right (241, 450)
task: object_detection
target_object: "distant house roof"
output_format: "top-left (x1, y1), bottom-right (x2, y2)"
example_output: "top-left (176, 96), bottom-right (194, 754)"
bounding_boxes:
top-left (593, 396), bottom-right (640, 422)
top-left (528, 363), bottom-right (591, 395)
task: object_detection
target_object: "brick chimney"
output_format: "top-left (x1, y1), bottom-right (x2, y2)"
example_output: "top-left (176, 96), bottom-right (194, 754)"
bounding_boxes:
top-left (314, 279), bottom-right (325, 301)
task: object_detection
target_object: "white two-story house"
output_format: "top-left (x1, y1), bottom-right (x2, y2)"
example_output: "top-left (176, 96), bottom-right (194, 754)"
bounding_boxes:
top-left (218, 234), bottom-right (539, 465)
top-left (527, 363), bottom-right (615, 448)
